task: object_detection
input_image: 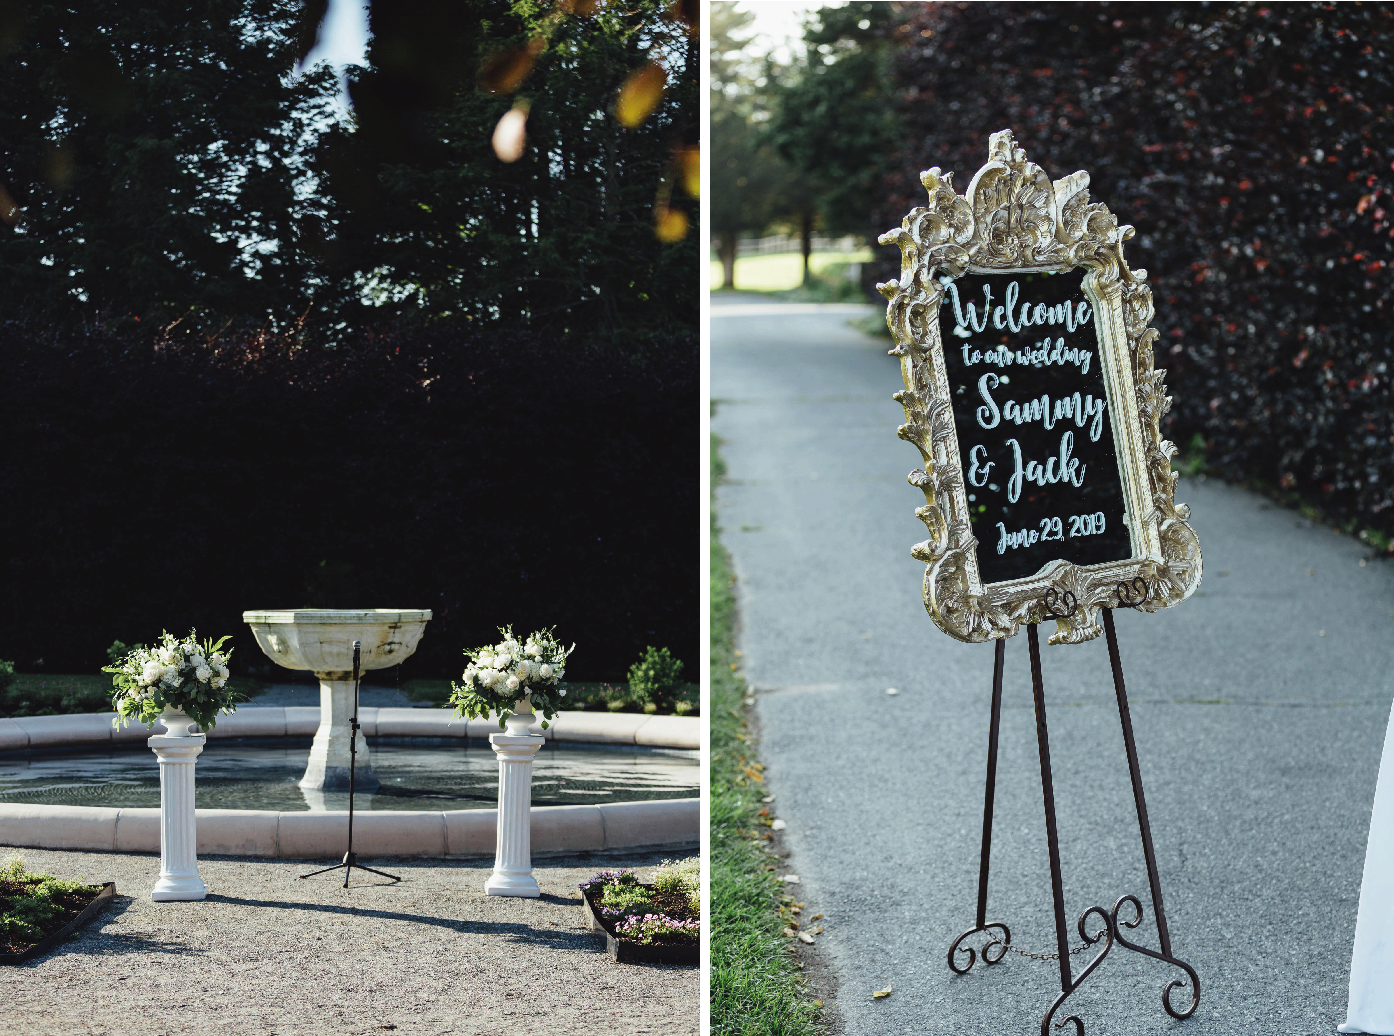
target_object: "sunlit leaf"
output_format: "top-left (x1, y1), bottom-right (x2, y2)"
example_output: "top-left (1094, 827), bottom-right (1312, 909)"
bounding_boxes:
top-left (678, 145), bottom-right (700, 198)
top-left (873, 986), bottom-right (893, 999)
top-left (617, 62), bottom-right (666, 129)
top-left (493, 105), bottom-right (529, 163)
top-left (478, 39), bottom-right (545, 94)
top-left (668, 0), bottom-right (698, 34)
top-left (655, 206), bottom-right (688, 242)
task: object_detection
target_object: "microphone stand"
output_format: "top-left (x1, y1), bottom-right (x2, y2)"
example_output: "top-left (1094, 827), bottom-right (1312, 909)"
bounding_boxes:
top-left (300, 640), bottom-right (401, 887)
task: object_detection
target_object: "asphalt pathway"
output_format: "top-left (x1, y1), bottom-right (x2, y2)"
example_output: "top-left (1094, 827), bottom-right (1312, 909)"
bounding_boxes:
top-left (712, 294), bottom-right (1394, 1036)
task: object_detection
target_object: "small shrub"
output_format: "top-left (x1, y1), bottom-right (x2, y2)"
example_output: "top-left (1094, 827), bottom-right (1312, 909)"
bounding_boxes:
top-left (600, 883), bottom-right (655, 911)
top-left (653, 857), bottom-right (700, 912)
top-left (0, 659), bottom-right (14, 694)
top-left (0, 855), bottom-right (92, 946)
top-left (627, 646), bottom-right (685, 711)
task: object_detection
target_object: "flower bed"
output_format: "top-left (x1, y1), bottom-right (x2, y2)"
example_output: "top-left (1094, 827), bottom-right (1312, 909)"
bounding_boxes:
top-left (579, 862), bottom-right (699, 965)
top-left (0, 856), bottom-right (115, 964)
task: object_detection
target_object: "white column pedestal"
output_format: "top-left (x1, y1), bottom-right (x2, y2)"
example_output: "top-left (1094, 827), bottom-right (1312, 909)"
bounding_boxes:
top-left (300, 672), bottom-right (376, 791)
top-left (485, 730), bottom-right (545, 897)
top-left (148, 733), bottom-right (208, 901)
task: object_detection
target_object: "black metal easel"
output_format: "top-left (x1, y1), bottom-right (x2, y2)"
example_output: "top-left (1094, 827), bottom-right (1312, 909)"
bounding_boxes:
top-left (946, 579), bottom-right (1200, 1036)
top-left (300, 640), bottom-right (401, 887)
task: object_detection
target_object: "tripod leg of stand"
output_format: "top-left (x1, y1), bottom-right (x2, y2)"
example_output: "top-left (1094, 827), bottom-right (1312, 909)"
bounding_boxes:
top-left (1103, 607), bottom-right (1171, 956)
top-left (349, 862), bottom-right (402, 882)
top-left (1028, 622), bottom-right (1073, 993)
top-left (300, 861), bottom-right (347, 879)
top-left (975, 638), bottom-right (1007, 929)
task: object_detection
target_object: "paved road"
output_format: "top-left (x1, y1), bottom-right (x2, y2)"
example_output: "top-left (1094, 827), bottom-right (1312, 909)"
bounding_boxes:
top-left (712, 295), bottom-right (1394, 1036)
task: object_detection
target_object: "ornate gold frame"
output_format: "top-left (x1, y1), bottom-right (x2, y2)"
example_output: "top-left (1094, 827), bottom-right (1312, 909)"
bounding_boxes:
top-left (878, 130), bottom-right (1201, 645)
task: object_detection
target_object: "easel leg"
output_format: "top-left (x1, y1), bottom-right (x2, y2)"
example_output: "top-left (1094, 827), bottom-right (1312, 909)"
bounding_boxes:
top-left (1027, 622), bottom-right (1073, 994)
top-left (947, 638), bottom-right (1011, 973)
top-left (976, 638), bottom-right (1006, 929)
top-left (1102, 608), bottom-right (1170, 955)
top-left (1101, 608), bottom-right (1200, 1019)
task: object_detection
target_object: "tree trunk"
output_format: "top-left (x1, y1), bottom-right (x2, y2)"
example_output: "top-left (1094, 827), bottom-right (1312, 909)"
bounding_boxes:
top-left (800, 211), bottom-right (813, 286)
top-left (719, 230), bottom-right (738, 289)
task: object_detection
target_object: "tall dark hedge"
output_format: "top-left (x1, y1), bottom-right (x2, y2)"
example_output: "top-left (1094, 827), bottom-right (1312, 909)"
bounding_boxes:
top-left (0, 321), bottom-right (697, 680)
top-left (875, 2), bottom-right (1394, 543)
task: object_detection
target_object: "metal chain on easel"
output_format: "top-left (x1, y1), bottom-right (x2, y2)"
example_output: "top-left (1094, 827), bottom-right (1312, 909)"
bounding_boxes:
top-left (1000, 938), bottom-right (1097, 962)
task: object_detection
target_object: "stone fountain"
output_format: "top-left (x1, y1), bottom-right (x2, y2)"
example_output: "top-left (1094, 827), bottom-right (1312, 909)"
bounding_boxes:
top-left (243, 609), bottom-right (431, 791)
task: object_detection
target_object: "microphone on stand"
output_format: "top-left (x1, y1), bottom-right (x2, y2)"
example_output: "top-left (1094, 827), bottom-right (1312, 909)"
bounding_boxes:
top-left (300, 638), bottom-right (400, 886)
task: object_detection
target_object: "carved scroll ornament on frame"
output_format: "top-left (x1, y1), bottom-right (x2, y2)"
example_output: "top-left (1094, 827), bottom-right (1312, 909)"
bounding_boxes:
top-left (878, 129), bottom-right (1201, 646)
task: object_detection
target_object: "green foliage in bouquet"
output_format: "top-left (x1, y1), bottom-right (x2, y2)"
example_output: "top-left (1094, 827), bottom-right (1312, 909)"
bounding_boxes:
top-left (627, 645), bottom-right (686, 712)
top-left (103, 630), bottom-right (245, 732)
top-left (448, 625), bottom-right (576, 730)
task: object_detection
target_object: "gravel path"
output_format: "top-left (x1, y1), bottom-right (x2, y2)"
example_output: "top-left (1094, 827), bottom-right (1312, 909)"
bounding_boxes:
top-left (713, 297), bottom-right (1394, 1035)
top-left (2, 847), bottom-right (696, 1036)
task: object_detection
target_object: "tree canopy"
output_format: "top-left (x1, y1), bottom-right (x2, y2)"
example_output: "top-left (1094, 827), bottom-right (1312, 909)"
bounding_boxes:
top-left (0, 0), bottom-right (697, 345)
top-left (0, 0), bottom-right (337, 327)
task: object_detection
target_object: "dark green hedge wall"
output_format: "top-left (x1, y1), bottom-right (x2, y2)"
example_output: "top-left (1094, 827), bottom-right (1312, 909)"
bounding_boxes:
top-left (876, 1), bottom-right (1394, 545)
top-left (0, 321), bottom-right (697, 680)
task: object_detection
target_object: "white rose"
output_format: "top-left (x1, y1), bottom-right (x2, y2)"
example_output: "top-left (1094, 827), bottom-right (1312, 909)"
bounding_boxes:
top-left (539, 663), bottom-right (553, 678)
top-left (141, 661), bottom-right (162, 686)
top-left (506, 676), bottom-right (520, 692)
top-left (217, 665), bottom-right (229, 679)
top-left (558, 688), bottom-right (566, 697)
top-left (478, 653), bottom-right (494, 668)
top-left (212, 676), bottom-right (226, 689)
top-left (210, 653), bottom-right (226, 666)
top-left (195, 665), bottom-right (212, 683)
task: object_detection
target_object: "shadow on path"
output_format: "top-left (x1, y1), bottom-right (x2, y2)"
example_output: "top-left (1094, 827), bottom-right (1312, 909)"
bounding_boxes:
top-left (205, 894), bottom-right (601, 950)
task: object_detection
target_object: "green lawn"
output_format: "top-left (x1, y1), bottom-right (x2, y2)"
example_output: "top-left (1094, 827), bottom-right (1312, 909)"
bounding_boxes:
top-left (711, 436), bottom-right (823, 1035)
top-left (710, 250), bottom-right (873, 293)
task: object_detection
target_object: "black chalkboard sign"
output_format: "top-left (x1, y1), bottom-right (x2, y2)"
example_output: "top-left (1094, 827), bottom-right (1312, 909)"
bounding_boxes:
top-left (940, 269), bottom-right (1132, 584)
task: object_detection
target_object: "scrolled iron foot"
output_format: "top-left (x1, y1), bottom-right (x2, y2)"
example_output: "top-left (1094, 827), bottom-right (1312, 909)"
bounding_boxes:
top-left (1109, 895), bottom-right (1201, 1019)
top-left (1040, 906), bottom-right (1115, 1036)
top-left (947, 922), bottom-right (1011, 975)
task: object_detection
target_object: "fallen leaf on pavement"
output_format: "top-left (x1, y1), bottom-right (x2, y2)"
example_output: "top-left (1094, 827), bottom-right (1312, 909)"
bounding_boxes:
top-left (772, 819), bottom-right (786, 831)
top-left (873, 986), bottom-right (893, 999)
top-left (798, 931), bottom-right (815, 944)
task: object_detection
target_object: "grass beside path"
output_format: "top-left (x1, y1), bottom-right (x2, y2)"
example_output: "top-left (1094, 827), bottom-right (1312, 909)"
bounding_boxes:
top-left (711, 438), bottom-right (822, 1036)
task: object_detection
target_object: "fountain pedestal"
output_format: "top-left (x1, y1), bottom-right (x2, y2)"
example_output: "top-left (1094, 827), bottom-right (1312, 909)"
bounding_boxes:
top-left (149, 727), bottom-right (208, 902)
top-left (243, 610), bottom-right (431, 792)
top-left (302, 673), bottom-right (376, 790)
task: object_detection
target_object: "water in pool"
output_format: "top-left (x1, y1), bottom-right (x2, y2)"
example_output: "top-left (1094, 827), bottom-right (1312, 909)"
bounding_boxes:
top-left (0, 739), bottom-right (698, 812)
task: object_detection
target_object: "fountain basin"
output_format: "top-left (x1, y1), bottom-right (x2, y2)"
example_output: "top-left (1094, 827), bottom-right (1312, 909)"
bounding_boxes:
top-left (0, 710), bottom-right (700, 857)
top-left (243, 609), bottom-right (432, 791)
top-left (0, 739), bottom-right (697, 813)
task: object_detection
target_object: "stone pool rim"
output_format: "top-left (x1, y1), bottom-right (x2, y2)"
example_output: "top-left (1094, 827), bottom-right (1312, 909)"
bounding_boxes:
top-left (0, 709), bottom-right (699, 857)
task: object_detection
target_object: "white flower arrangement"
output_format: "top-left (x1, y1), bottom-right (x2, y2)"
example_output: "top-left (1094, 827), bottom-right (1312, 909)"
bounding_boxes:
top-left (103, 630), bottom-right (244, 731)
top-left (448, 625), bottom-right (575, 729)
